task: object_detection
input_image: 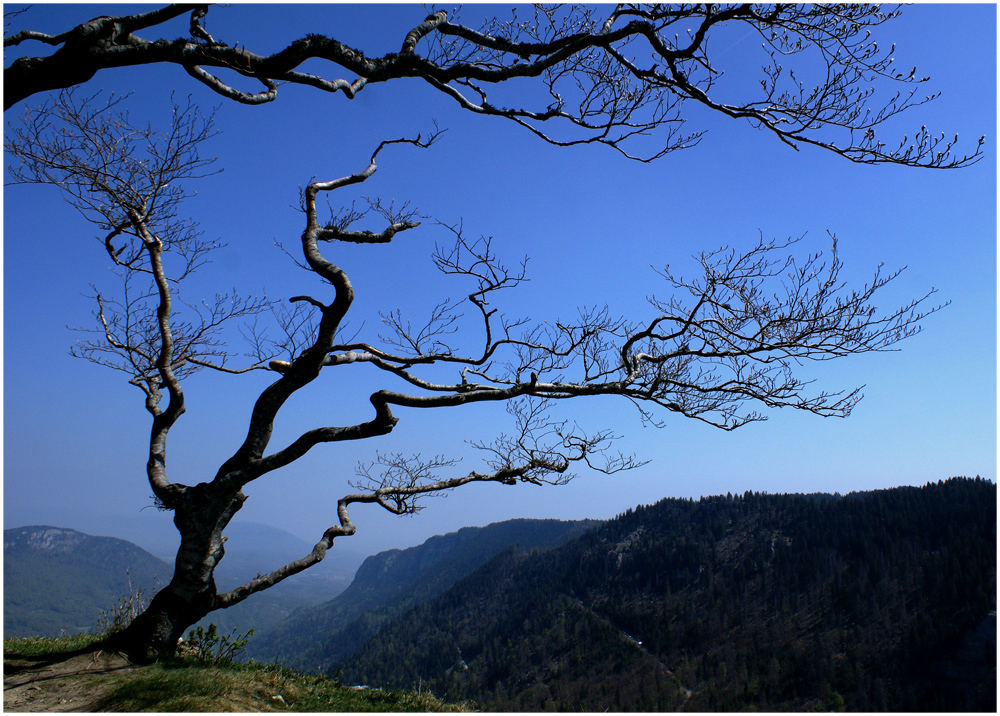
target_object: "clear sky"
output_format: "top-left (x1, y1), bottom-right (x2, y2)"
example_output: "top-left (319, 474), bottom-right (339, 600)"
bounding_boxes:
top-left (3, 3), bottom-right (996, 561)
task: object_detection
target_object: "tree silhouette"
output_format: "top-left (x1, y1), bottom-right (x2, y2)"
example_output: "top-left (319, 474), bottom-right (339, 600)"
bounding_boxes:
top-left (2, 4), bottom-right (979, 659)
top-left (5, 4), bottom-right (984, 165)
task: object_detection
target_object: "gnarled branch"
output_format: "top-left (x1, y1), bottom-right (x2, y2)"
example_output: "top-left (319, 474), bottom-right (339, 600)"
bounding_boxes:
top-left (216, 399), bottom-right (632, 608)
top-left (4, 4), bottom-right (984, 166)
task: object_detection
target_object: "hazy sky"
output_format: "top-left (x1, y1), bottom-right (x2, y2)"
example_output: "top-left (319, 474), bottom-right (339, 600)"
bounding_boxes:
top-left (3, 3), bottom-right (996, 561)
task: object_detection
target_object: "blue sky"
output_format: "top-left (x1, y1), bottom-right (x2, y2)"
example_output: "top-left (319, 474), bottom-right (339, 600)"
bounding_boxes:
top-left (3, 3), bottom-right (996, 559)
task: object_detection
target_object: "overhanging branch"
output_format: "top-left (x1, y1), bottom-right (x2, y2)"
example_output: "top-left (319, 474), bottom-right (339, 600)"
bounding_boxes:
top-left (4, 4), bottom-right (984, 165)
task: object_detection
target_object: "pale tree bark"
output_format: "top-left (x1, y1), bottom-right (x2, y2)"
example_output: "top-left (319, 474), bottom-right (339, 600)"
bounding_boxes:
top-left (4, 4), bottom-right (984, 166)
top-left (3, 5), bottom-right (967, 661)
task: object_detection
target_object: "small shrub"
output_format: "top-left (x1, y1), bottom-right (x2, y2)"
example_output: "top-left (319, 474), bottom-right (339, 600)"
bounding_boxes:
top-left (96, 569), bottom-right (150, 634)
top-left (182, 623), bottom-right (254, 662)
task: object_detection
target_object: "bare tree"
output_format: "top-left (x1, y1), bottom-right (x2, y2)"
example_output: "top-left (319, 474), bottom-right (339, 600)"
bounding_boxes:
top-left (4, 4), bottom-right (984, 166)
top-left (6, 84), bottom-right (941, 659)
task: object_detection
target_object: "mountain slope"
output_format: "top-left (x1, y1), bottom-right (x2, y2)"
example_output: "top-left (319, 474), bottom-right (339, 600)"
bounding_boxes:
top-left (339, 478), bottom-right (996, 711)
top-left (246, 518), bottom-right (598, 670)
top-left (4, 523), bottom-right (361, 639)
top-left (4, 526), bottom-right (171, 637)
top-left (212, 521), bottom-right (364, 594)
top-left (190, 521), bottom-right (363, 637)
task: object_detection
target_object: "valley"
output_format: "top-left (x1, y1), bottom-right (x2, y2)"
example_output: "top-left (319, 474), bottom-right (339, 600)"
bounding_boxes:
top-left (5, 477), bottom-right (995, 711)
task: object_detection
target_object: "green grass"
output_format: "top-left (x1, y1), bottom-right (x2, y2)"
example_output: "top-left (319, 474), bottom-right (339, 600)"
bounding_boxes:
top-left (4, 635), bottom-right (471, 712)
top-left (4, 632), bottom-right (109, 659)
top-left (98, 659), bottom-right (468, 711)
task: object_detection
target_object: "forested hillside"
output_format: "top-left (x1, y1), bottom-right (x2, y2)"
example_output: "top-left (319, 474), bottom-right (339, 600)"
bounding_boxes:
top-left (247, 519), bottom-right (597, 670)
top-left (339, 478), bottom-right (995, 711)
top-left (4, 523), bottom-right (361, 639)
top-left (4, 527), bottom-right (170, 637)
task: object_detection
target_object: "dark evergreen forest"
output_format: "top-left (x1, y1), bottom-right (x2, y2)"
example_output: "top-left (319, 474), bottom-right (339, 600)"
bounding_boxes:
top-left (337, 477), bottom-right (995, 711)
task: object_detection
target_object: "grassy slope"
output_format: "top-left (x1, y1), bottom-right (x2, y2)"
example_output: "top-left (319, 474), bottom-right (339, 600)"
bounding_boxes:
top-left (4, 635), bottom-right (468, 712)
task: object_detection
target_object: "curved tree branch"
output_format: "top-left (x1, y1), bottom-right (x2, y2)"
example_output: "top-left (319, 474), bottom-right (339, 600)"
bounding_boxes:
top-left (4, 6), bottom-right (968, 654)
top-left (216, 403), bottom-right (629, 608)
top-left (212, 134), bottom-right (439, 484)
top-left (4, 4), bottom-right (984, 166)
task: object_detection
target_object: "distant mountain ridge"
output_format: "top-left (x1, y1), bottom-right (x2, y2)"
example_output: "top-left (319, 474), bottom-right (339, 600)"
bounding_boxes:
top-left (189, 521), bottom-right (362, 637)
top-left (5, 525), bottom-right (88, 553)
top-left (246, 518), bottom-right (599, 670)
top-left (337, 478), bottom-right (996, 711)
top-left (4, 525), bottom-right (144, 554)
top-left (4, 522), bottom-right (362, 639)
top-left (4, 526), bottom-right (171, 637)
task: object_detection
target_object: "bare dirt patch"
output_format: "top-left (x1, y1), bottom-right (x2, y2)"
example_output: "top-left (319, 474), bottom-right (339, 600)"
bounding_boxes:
top-left (4, 650), bottom-right (136, 712)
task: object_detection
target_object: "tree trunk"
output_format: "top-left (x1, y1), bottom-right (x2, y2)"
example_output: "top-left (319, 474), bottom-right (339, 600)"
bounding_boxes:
top-left (108, 485), bottom-right (245, 661)
top-left (108, 581), bottom-right (214, 661)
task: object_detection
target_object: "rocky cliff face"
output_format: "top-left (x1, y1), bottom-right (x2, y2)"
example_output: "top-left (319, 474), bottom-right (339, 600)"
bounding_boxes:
top-left (6, 526), bottom-right (85, 551)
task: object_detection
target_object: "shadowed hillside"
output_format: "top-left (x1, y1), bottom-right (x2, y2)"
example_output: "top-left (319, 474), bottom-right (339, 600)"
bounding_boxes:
top-left (247, 518), bottom-right (598, 670)
top-left (338, 478), bottom-right (996, 711)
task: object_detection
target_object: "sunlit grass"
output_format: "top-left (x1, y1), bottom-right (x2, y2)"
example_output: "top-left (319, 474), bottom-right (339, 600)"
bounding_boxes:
top-left (4, 632), bottom-right (109, 659)
top-left (4, 635), bottom-right (470, 712)
top-left (99, 658), bottom-right (469, 712)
